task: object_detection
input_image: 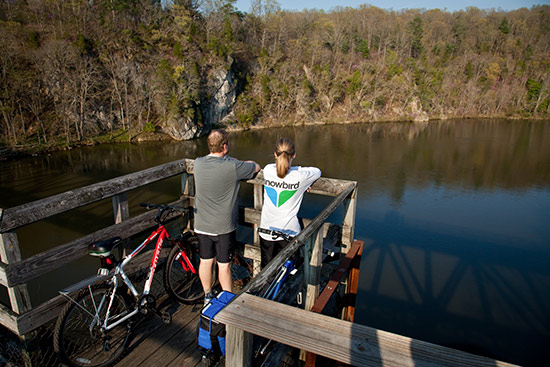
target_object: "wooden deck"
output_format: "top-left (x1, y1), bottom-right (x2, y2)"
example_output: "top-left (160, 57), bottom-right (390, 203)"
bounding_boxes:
top-left (115, 297), bottom-right (207, 367)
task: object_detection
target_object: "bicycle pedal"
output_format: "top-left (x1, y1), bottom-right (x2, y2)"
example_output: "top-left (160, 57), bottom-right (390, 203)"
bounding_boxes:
top-left (162, 311), bottom-right (172, 325)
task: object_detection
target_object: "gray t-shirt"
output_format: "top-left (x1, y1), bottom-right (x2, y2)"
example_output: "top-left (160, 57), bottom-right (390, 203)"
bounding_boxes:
top-left (193, 155), bottom-right (257, 235)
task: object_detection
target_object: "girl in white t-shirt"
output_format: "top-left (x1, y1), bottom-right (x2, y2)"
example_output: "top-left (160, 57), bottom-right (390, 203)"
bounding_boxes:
top-left (259, 138), bottom-right (321, 268)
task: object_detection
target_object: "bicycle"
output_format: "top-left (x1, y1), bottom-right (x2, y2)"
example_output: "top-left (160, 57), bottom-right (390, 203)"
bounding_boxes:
top-left (53, 203), bottom-right (204, 367)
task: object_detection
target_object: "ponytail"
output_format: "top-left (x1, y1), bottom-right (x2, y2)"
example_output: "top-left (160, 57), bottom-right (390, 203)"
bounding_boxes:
top-left (274, 138), bottom-right (295, 178)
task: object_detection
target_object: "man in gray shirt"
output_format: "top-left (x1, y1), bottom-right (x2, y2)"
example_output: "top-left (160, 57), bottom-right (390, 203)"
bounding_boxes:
top-left (194, 129), bottom-right (260, 303)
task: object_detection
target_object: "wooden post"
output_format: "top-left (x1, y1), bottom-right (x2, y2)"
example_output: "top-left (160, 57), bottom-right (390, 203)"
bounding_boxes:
top-left (252, 183), bottom-right (263, 275)
top-left (181, 172), bottom-right (195, 230)
top-left (0, 210), bottom-right (32, 314)
top-left (112, 193), bottom-right (130, 256)
top-left (343, 241), bottom-right (363, 322)
top-left (112, 193), bottom-right (130, 224)
top-left (225, 325), bottom-right (253, 367)
top-left (253, 183), bottom-right (263, 246)
top-left (302, 227), bottom-right (323, 362)
top-left (340, 186), bottom-right (357, 319)
top-left (341, 185), bottom-right (357, 255)
top-left (304, 228), bottom-right (324, 312)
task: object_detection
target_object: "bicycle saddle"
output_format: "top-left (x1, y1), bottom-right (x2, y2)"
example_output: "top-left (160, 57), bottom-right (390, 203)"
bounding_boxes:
top-left (88, 237), bottom-right (122, 257)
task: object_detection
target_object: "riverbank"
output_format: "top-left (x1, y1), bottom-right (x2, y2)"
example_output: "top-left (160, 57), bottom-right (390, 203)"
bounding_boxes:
top-left (1, 116), bottom-right (546, 161)
top-left (0, 130), bottom-right (173, 161)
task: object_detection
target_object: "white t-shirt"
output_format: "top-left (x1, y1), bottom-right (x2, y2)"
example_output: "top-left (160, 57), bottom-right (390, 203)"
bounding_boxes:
top-left (259, 164), bottom-right (321, 240)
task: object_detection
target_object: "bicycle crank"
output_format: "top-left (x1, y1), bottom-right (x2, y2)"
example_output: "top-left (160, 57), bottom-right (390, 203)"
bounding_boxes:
top-left (138, 295), bottom-right (172, 324)
top-left (138, 295), bottom-right (157, 315)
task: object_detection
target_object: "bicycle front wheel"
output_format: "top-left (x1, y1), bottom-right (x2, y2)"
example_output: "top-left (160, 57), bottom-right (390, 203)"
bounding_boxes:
top-left (165, 240), bottom-right (205, 303)
top-left (53, 284), bottom-right (133, 367)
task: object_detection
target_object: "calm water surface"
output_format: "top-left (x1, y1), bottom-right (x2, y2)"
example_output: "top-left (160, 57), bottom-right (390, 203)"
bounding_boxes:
top-left (1, 119), bottom-right (549, 366)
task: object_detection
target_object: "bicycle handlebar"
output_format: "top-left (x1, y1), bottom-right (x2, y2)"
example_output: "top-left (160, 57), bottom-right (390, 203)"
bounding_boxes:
top-left (140, 203), bottom-right (187, 224)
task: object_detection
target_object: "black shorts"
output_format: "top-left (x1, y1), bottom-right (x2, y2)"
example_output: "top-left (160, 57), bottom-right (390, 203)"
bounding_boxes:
top-left (197, 231), bottom-right (236, 263)
top-left (260, 237), bottom-right (289, 268)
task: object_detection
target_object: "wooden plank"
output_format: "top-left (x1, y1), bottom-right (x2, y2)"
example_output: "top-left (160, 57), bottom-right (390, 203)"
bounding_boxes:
top-left (216, 293), bottom-right (518, 367)
top-left (253, 183), bottom-right (263, 246)
top-left (3, 198), bottom-right (185, 287)
top-left (0, 158), bottom-right (193, 232)
top-left (304, 228), bottom-right (323, 312)
top-left (15, 293), bottom-right (66, 335)
top-left (343, 241), bottom-right (363, 322)
top-left (244, 244), bottom-right (262, 276)
top-left (311, 241), bottom-right (362, 314)
top-left (116, 303), bottom-right (199, 367)
top-left (0, 301), bottom-right (18, 334)
top-left (166, 345), bottom-right (203, 367)
top-left (181, 172), bottom-right (195, 231)
top-left (0, 263), bottom-right (6, 286)
top-left (112, 193), bottom-right (130, 224)
top-left (0, 229), bottom-right (32, 314)
top-left (225, 325), bottom-right (254, 367)
top-left (341, 185), bottom-right (357, 251)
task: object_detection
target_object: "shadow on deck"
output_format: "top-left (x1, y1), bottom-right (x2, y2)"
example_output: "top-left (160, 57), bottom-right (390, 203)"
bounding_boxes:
top-left (116, 297), bottom-right (207, 367)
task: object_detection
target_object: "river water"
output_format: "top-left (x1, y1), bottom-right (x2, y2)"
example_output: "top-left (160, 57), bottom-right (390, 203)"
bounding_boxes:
top-left (1, 119), bottom-right (549, 366)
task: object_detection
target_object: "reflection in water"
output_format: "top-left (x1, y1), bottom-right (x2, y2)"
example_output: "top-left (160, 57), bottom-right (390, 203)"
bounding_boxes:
top-left (1, 119), bottom-right (549, 366)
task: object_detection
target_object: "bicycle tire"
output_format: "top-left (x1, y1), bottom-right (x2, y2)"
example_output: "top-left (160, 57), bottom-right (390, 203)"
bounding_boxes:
top-left (53, 284), bottom-right (132, 367)
top-left (164, 239), bottom-right (205, 303)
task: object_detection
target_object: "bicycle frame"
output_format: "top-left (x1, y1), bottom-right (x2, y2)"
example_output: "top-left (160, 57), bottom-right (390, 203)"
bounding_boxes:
top-left (68, 224), bottom-right (196, 333)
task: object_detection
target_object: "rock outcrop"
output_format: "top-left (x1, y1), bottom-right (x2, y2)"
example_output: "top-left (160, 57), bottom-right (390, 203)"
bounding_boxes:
top-left (162, 64), bottom-right (239, 141)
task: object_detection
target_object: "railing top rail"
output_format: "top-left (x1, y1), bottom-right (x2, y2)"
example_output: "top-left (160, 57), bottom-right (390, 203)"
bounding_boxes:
top-left (0, 158), bottom-right (194, 232)
top-left (1, 158), bottom-right (354, 233)
top-left (216, 293), bottom-right (517, 367)
top-left (247, 171), bottom-right (356, 197)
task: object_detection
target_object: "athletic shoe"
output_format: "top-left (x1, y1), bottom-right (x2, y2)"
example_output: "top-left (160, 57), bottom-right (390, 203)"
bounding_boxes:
top-left (204, 292), bottom-right (215, 306)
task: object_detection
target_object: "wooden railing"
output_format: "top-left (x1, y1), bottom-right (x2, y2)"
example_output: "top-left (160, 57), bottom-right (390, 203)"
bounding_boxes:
top-left (0, 158), bottom-right (194, 335)
top-left (0, 157), bottom-right (356, 337)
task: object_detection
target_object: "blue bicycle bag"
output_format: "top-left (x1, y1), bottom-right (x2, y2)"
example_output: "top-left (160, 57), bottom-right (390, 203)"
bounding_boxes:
top-left (198, 291), bottom-right (235, 356)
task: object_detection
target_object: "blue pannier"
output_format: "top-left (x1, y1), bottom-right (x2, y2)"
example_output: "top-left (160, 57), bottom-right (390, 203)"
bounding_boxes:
top-left (197, 291), bottom-right (235, 356)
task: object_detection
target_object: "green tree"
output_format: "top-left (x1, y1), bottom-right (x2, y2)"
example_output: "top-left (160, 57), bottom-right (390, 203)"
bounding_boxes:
top-left (408, 16), bottom-right (424, 59)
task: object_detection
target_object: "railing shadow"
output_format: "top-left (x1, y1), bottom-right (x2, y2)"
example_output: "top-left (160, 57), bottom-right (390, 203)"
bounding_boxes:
top-left (352, 211), bottom-right (550, 366)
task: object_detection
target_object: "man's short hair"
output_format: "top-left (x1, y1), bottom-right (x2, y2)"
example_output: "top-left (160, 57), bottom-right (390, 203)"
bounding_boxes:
top-left (207, 129), bottom-right (229, 153)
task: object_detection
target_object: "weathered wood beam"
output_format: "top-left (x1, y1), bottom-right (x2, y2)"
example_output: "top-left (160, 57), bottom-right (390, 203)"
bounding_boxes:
top-left (0, 225), bottom-right (32, 314)
top-left (0, 301), bottom-right (18, 333)
top-left (0, 159), bottom-right (193, 232)
top-left (311, 241), bottom-right (362, 314)
top-left (216, 293), bottom-right (518, 367)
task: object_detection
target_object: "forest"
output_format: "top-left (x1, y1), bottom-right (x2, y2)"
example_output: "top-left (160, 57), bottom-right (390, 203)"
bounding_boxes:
top-left (1, 0), bottom-right (549, 152)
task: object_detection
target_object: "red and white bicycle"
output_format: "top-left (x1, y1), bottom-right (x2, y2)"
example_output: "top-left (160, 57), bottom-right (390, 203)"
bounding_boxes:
top-left (53, 203), bottom-right (203, 367)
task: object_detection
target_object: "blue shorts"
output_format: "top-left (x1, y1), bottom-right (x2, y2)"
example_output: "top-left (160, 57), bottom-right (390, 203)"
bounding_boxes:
top-left (197, 231), bottom-right (235, 263)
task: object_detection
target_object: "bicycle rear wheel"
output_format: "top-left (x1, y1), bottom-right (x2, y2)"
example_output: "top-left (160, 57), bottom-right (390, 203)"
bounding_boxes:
top-left (54, 284), bottom-right (132, 367)
top-left (165, 239), bottom-right (205, 303)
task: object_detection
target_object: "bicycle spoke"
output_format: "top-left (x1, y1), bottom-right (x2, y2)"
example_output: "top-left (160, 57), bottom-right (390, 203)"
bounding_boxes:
top-left (54, 285), bottom-right (132, 367)
top-left (165, 243), bottom-right (204, 303)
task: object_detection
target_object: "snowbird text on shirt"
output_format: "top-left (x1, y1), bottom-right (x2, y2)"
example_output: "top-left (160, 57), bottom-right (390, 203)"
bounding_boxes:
top-left (264, 180), bottom-right (300, 190)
